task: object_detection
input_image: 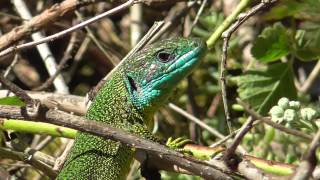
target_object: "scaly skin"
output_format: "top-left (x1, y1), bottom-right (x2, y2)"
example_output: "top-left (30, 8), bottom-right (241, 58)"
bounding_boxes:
top-left (57, 38), bottom-right (206, 179)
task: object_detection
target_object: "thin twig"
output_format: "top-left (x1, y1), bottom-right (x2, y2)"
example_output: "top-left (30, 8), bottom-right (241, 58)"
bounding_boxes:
top-left (237, 99), bottom-right (313, 140)
top-left (300, 59), bottom-right (320, 93)
top-left (186, 77), bottom-right (201, 141)
top-left (210, 120), bottom-right (261, 148)
top-left (75, 10), bottom-right (120, 66)
top-left (53, 139), bottom-right (74, 171)
top-left (67, 36), bottom-right (91, 82)
top-left (34, 136), bottom-right (54, 151)
top-left (168, 103), bottom-right (225, 139)
top-left (0, 0), bottom-right (96, 50)
top-left (0, 75), bottom-right (34, 105)
top-left (13, 0), bottom-right (69, 94)
top-left (0, 147), bottom-right (57, 178)
top-left (0, 54), bottom-right (20, 89)
top-left (222, 116), bottom-right (254, 165)
top-left (90, 21), bottom-right (164, 100)
top-left (33, 31), bottom-right (81, 91)
top-left (149, 2), bottom-right (197, 43)
top-left (292, 129), bottom-right (320, 180)
top-left (3, 54), bottom-right (20, 78)
top-left (186, 0), bottom-right (208, 36)
top-left (0, 0), bottom-right (136, 58)
top-left (207, 93), bottom-right (221, 118)
top-left (220, 0), bottom-right (277, 134)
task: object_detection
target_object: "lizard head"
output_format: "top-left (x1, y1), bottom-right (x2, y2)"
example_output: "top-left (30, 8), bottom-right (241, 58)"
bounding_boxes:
top-left (123, 37), bottom-right (206, 115)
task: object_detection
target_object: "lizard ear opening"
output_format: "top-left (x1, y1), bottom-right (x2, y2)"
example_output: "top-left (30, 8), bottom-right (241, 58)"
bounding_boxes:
top-left (127, 75), bottom-right (137, 92)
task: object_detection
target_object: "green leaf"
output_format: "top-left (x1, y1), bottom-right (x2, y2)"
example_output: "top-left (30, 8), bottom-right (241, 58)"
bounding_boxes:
top-left (293, 29), bottom-right (320, 61)
top-left (251, 23), bottom-right (290, 63)
top-left (234, 63), bottom-right (297, 115)
top-left (264, 0), bottom-right (320, 21)
top-left (263, 0), bottom-right (305, 20)
top-left (0, 96), bottom-right (25, 106)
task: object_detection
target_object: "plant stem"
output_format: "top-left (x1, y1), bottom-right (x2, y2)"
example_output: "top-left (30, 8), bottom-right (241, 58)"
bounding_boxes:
top-left (0, 119), bottom-right (77, 138)
top-left (206, 0), bottom-right (252, 48)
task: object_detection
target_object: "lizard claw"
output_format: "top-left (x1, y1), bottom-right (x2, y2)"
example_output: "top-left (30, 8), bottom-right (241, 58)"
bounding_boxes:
top-left (166, 137), bottom-right (194, 154)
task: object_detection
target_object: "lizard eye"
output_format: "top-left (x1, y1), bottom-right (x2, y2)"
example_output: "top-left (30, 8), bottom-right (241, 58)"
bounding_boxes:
top-left (156, 49), bottom-right (175, 63)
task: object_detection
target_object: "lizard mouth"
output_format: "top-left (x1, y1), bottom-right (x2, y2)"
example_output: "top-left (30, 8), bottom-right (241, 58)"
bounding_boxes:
top-left (166, 41), bottom-right (205, 73)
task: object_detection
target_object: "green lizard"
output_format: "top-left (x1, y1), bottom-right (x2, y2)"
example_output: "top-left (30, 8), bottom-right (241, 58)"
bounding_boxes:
top-left (57, 37), bottom-right (206, 179)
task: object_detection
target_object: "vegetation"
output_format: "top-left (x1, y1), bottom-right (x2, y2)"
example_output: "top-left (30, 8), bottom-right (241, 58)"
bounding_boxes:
top-left (0, 0), bottom-right (319, 179)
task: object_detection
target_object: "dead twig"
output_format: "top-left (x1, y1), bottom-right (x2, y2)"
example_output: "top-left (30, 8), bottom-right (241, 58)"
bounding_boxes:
top-left (168, 103), bottom-right (225, 139)
top-left (0, 74), bottom-right (34, 105)
top-left (0, 0), bottom-right (136, 58)
top-left (0, 147), bottom-right (57, 178)
top-left (13, 0), bottom-right (69, 94)
top-left (33, 31), bottom-right (81, 91)
top-left (222, 116), bottom-right (254, 166)
top-left (91, 21), bottom-right (164, 99)
top-left (75, 10), bottom-right (120, 66)
top-left (292, 129), bottom-right (320, 180)
top-left (299, 59), bottom-right (320, 93)
top-left (220, 0), bottom-right (277, 134)
top-left (0, 105), bottom-right (233, 180)
top-left (0, 0), bottom-right (95, 50)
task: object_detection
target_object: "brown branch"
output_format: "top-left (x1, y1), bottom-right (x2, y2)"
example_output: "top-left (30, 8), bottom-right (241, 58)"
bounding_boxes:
top-left (0, 74), bottom-right (34, 105)
top-left (0, 90), bottom-right (86, 115)
top-left (292, 129), bottom-right (320, 180)
top-left (222, 116), bottom-right (254, 166)
top-left (0, 147), bottom-right (57, 178)
top-left (0, 0), bottom-right (95, 51)
top-left (216, 0), bottom-right (277, 164)
top-left (0, 0), bottom-right (135, 58)
top-left (0, 105), bottom-right (233, 179)
top-left (220, 0), bottom-right (277, 134)
top-left (220, 0), bottom-right (276, 134)
top-left (1, 92), bottom-right (319, 179)
top-left (2, 90), bottom-right (311, 141)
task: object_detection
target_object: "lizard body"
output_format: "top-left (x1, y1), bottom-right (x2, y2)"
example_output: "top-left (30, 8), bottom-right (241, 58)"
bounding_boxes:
top-left (57, 38), bottom-right (206, 179)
